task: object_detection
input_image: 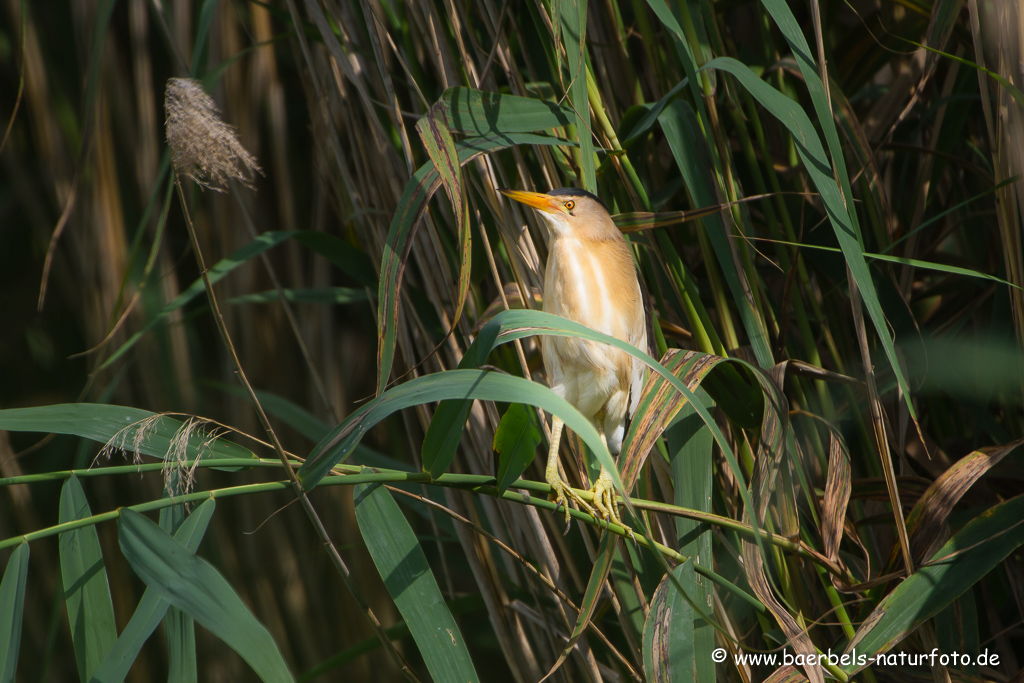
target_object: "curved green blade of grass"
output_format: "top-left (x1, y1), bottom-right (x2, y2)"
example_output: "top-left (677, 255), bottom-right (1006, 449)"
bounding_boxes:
top-left (392, 315), bottom-right (699, 510)
top-left (60, 475), bottom-right (117, 682)
top-left (0, 404), bottom-right (255, 465)
top-left (118, 508), bottom-right (293, 683)
top-left (353, 483), bottom-right (479, 683)
top-left (90, 500), bottom-right (215, 683)
top-left (0, 543), bottom-right (29, 683)
top-left (643, 559), bottom-right (696, 682)
top-left (374, 132), bottom-right (575, 396)
top-left (302, 369), bottom-right (612, 491)
top-left (843, 494), bottom-right (1024, 674)
top-left (440, 87), bottom-right (573, 135)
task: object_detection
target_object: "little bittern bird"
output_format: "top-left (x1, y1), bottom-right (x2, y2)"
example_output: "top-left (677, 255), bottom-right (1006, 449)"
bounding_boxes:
top-left (500, 187), bottom-right (647, 529)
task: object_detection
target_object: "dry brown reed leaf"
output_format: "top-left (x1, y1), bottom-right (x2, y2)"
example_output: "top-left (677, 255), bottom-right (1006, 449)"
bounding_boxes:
top-left (618, 349), bottom-right (719, 491)
top-left (906, 438), bottom-right (1024, 562)
top-left (821, 431), bottom-right (852, 565)
top-left (164, 77), bottom-right (261, 192)
top-left (741, 540), bottom-right (824, 683)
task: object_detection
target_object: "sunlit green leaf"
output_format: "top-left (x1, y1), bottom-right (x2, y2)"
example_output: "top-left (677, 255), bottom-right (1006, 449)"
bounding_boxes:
top-left (353, 483), bottom-right (479, 683)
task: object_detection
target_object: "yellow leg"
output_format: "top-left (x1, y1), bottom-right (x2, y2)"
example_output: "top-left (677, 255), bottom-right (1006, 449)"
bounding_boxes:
top-left (545, 416), bottom-right (596, 525)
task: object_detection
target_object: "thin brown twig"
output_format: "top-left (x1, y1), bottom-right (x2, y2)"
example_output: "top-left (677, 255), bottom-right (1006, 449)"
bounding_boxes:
top-left (0, 0), bottom-right (27, 156)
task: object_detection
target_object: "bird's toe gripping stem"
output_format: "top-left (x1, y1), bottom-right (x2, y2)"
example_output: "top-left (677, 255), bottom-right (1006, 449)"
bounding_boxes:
top-left (592, 468), bottom-right (635, 541)
top-left (547, 475), bottom-right (597, 529)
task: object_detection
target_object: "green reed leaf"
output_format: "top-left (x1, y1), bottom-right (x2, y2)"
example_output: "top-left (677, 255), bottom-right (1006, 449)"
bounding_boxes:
top-left (354, 483), bottom-right (479, 683)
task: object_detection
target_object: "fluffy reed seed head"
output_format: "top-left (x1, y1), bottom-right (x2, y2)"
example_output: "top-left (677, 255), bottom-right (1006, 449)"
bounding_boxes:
top-left (164, 77), bottom-right (261, 192)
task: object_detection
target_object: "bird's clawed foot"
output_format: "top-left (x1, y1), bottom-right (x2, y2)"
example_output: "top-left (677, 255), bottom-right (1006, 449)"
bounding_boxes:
top-left (591, 468), bottom-right (635, 541)
top-left (547, 474), bottom-right (597, 532)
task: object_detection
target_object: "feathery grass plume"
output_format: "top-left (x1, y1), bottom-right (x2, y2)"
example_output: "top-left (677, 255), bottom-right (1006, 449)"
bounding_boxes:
top-left (164, 77), bottom-right (261, 191)
top-left (97, 413), bottom-right (165, 467)
top-left (165, 416), bottom-right (214, 497)
top-left (97, 413), bottom-right (214, 497)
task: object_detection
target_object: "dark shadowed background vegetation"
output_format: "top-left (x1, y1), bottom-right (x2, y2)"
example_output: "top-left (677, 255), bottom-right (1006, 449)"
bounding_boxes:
top-left (1, 0), bottom-right (1023, 681)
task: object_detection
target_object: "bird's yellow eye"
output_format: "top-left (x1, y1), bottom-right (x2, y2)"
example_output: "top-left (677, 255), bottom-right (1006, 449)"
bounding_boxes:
top-left (564, 200), bottom-right (575, 212)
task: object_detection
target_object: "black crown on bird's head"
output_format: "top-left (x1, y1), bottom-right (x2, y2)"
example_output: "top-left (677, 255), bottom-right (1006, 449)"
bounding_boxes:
top-left (547, 187), bottom-right (608, 212)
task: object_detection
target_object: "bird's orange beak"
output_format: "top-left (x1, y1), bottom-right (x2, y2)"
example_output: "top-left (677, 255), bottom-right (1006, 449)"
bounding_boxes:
top-left (499, 189), bottom-right (565, 215)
